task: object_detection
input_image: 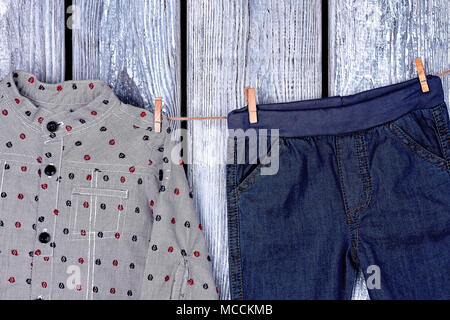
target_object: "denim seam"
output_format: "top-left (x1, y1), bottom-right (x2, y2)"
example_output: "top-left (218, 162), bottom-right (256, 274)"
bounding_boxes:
top-left (233, 169), bottom-right (244, 300)
top-left (237, 138), bottom-right (285, 192)
top-left (350, 134), bottom-right (365, 262)
top-left (354, 133), bottom-right (373, 219)
top-left (385, 122), bottom-right (449, 172)
top-left (432, 104), bottom-right (450, 172)
top-left (237, 140), bottom-right (286, 197)
top-left (345, 138), bottom-right (366, 215)
top-left (353, 134), bottom-right (373, 255)
top-left (335, 136), bottom-right (351, 212)
top-left (337, 135), bottom-right (371, 215)
top-left (237, 165), bottom-right (264, 196)
top-left (226, 138), bottom-right (243, 300)
top-left (336, 133), bottom-right (373, 263)
top-left (234, 149), bottom-right (244, 300)
top-left (386, 122), bottom-right (447, 168)
top-left (335, 136), bottom-right (358, 260)
top-left (440, 104), bottom-right (450, 165)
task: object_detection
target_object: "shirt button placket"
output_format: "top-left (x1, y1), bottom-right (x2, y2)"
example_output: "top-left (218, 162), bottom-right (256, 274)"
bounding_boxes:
top-left (31, 121), bottom-right (63, 300)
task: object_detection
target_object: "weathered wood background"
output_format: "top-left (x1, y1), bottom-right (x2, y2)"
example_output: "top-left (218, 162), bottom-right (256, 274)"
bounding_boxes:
top-left (0, 0), bottom-right (448, 300)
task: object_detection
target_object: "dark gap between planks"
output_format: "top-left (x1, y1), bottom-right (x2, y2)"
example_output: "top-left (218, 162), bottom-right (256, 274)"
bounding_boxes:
top-left (63, 1), bottom-right (329, 107)
top-left (64, 0), bottom-right (73, 80)
top-left (62, 1), bottom-right (328, 176)
top-left (322, 0), bottom-right (329, 98)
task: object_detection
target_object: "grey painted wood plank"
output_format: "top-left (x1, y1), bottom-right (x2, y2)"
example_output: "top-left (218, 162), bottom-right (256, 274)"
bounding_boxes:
top-left (187, 0), bottom-right (322, 299)
top-left (330, 0), bottom-right (449, 300)
top-left (329, 0), bottom-right (449, 103)
top-left (72, 0), bottom-right (181, 121)
top-left (0, 0), bottom-right (65, 82)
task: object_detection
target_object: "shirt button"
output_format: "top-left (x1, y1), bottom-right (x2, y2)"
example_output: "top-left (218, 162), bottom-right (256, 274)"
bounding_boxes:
top-left (46, 121), bottom-right (59, 132)
top-left (39, 232), bottom-right (51, 244)
top-left (44, 165), bottom-right (57, 176)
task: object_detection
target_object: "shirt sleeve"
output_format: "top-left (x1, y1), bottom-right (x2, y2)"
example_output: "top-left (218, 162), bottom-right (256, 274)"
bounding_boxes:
top-left (140, 129), bottom-right (218, 300)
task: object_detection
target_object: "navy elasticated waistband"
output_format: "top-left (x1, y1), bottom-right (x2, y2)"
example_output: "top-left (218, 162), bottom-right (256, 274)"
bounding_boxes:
top-left (227, 76), bottom-right (445, 137)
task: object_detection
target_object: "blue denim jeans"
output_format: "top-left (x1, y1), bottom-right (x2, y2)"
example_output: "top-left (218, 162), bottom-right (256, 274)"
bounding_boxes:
top-left (226, 76), bottom-right (450, 300)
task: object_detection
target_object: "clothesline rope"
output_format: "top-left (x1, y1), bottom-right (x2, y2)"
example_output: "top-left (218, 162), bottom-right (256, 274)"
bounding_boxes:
top-left (167, 116), bottom-right (228, 121)
top-left (438, 69), bottom-right (450, 78)
top-left (167, 69), bottom-right (450, 121)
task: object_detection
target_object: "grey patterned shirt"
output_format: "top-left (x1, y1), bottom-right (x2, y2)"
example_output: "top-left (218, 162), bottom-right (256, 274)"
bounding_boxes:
top-left (0, 70), bottom-right (217, 300)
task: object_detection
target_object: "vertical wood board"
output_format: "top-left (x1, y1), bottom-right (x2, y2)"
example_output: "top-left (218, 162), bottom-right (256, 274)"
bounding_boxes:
top-left (0, 0), bottom-right (65, 82)
top-left (187, 0), bottom-right (322, 299)
top-left (72, 0), bottom-right (181, 120)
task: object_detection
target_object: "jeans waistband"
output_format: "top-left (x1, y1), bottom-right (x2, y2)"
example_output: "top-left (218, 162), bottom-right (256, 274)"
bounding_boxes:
top-left (227, 76), bottom-right (445, 137)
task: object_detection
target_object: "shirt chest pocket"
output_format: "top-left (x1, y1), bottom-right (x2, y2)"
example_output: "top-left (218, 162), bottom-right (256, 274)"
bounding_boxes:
top-left (69, 186), bottom-right (129, 240)
top-left (66, 168), bottom-right (153, 240)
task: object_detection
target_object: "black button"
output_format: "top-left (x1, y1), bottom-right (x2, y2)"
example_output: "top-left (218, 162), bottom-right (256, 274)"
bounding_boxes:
top-left (46, 121), bottom-right (58, 132)
top-left (44, 165), bottom-right (56, 176)
top-left (39, 232), bottom-right (51, 244)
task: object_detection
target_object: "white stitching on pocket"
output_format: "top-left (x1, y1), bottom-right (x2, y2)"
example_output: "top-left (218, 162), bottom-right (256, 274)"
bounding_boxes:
top-left (69, 186), bottom-right (129, 240)
top-left (72, 187), bottom-right (128, 199)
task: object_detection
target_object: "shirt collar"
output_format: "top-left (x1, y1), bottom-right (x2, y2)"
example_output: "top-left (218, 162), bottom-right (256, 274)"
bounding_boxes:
top-left (0, 70), bottom-right (120, 138)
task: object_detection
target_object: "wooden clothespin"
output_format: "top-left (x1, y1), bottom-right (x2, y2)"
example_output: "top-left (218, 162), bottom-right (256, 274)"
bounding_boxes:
top-left (154, 98), bottom-right (162, 133)
top-left (245, 87), bottom-right (258, 124)
top-left (415, 58), bottom-right (429, 93)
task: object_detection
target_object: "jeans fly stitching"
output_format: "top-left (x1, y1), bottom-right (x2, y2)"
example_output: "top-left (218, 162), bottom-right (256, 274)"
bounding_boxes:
top-left (354, 134), bottom-right (373, 254)
top-left (336, 133), bottom-right (373, 263)
top-left (335, 136), bottom-right (358, 261)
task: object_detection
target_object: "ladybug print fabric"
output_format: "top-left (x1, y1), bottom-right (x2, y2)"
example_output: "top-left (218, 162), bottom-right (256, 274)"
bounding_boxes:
top-left (0, 71), bottom-right (217, 300)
